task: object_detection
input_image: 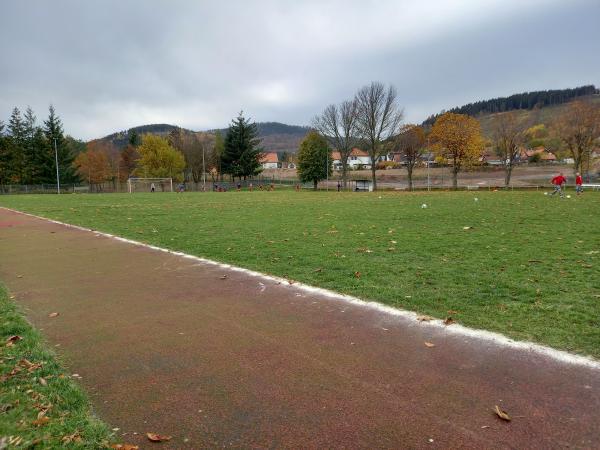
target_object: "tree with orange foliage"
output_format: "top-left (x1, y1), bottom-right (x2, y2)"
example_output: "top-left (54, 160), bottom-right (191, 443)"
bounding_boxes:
top-left (74, 146), bottom-right (112, 191)
top-left (554, 100), bottom-right (600, 176)
top-left (429, 113), bottom-right (483, 189)
top-left (390, 124), bottom-right (426, 190)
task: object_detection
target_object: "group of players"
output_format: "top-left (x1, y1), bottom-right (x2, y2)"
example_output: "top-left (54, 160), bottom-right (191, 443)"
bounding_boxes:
top-left (550, 172), bottom-right (584, 197)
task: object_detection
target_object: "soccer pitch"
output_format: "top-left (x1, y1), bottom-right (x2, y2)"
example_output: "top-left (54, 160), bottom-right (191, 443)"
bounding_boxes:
top-left (1, 190), bottom-right (599, 357)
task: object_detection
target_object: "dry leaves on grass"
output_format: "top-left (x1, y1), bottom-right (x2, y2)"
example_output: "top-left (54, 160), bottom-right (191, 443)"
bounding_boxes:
top-left (354, 271), bottom-right (361, 279)
top-left (146, 432), bottom-right (172, 442)
top-left (48, 312), bottom-right (59, 318)
top-left (444, 317), bottom-right (455, 325)
top-left (417, 315), bottom-right (434, 322)
top-left (424, 342), bottom-right (436, 348)
top-left (462, 226), bottom-right (474, 230)
top-left (5, 335), bottom-right (22, 347)
top-left (31, 416), bottom-right (50, 426)
top-left (494, 405), bottom-right (511, 421)
top-left (111, 445), bottom-right (139, 450)
top-left (62, 432), bottom-right (83, 444)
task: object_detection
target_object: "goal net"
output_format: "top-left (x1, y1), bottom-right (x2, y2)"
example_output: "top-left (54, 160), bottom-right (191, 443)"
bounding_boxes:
top-left (127, 178), bottom-right (173, 193)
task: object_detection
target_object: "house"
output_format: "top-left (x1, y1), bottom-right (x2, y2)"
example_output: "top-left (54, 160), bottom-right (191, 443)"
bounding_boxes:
top-left (518, 146), bottom-right (557, 163)
top-left (260, 152), bottom-right (279, 169)
top-left (331, 148), bottom-right (371, 170)
top-left (479, 151), bottom-right (504, 166)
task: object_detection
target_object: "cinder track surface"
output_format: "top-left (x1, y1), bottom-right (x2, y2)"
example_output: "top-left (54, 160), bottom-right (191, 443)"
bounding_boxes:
top-left (0, 208), bottom-right (598, 449)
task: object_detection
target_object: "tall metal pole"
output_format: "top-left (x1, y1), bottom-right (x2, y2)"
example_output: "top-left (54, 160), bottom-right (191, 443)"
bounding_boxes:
top-left (202, 145), bottom-right (206, 191)
top-left (326, 152), bottom-right (329, 191)
top-left (54, 138), bottom-right (61, 194)
top-left (427, 160), bottom-right (430, 191)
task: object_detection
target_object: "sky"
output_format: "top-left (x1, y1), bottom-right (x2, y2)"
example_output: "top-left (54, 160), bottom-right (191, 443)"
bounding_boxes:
top-left (1, 0), bottom-right (599, 140)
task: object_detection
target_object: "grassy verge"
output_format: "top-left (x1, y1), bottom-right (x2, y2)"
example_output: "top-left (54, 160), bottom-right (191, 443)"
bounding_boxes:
top-left (1, 191), bottom-right (599, 358)
top-left (0, 284), bottom-right (113, 448)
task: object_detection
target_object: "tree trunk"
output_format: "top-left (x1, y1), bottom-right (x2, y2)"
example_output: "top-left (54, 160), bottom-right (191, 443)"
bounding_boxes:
top-left (370, 157), bottom-right (377, 191)
top-left (313, 180), bottom-right (318, 190)
top-left (504, 165), bottom-right (513, 187)
top-left (407, 165), bottom-right (413, 191)
top-left (452, 167), bottom-right (459, 190)
top-left (341, 157), bottom-right (348, 188)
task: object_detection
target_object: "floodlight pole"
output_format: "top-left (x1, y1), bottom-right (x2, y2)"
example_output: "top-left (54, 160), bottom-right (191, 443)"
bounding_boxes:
top-left (427, 160), bottom-right (430, 191)
top-left (326, 152), bottom-right (329, 191)
top-left (202, 145), bottom-right (206, 191)
top-left (54, 138), bottom-right (61, 194)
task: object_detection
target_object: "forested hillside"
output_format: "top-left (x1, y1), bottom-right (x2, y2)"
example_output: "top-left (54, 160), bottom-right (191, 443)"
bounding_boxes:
top-left (424, 85), bottom-right (598, 126)
top-left (98, 122), bottom-right (310, 153)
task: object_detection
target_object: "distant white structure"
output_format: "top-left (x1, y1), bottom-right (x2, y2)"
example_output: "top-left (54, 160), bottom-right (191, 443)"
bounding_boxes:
top-left (331, 148), bottom-right (371, 170)
top-left (260, 152), bottom-right (279, 169)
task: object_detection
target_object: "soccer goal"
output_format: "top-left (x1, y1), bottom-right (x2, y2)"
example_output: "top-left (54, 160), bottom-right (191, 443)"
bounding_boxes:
top-left (127, 178), bottom-right (173, 193)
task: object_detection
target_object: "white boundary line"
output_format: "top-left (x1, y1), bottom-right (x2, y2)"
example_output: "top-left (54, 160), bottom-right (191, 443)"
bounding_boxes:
top-left (2, 206), bottom-right (599, 371)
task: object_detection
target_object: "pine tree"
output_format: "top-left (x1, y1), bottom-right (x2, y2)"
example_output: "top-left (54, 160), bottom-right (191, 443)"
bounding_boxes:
top-left (222, 112), bottom-right (263, 180)
top-left (22, 107), bottom-right (40, 184)
top-left (0, 120), bottom-right (9, 185)
top-left (8, 107), bottom-right (26, 183)
top-left (43, 105), bottom-right (78, 184)
top-left (128, 129), bottom-right (140, 147)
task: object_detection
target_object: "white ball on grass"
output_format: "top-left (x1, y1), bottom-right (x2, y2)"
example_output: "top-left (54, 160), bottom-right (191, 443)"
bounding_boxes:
top-left (566, 195), bottom-right (571, 198)
top-left (421, 203), bottom-right (428, 209)
top-left (544, 192), bottom-right (548, 195)
top-left (474, 197), bottom-right (479, 202)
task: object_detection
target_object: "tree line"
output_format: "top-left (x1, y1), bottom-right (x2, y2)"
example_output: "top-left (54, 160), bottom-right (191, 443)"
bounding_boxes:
top-left (300, 82), bottom-right (600, 190)
top-left (0, 106), bottom-right (81, 186)
top-left (423, 85), bottom-right (598, 126)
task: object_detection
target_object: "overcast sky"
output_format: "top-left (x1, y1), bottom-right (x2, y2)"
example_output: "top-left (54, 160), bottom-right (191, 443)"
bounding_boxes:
top-left (1, 0), bottom-right (599, 140)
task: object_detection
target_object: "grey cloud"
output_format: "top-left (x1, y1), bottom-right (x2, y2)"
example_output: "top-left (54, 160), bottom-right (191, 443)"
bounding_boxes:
top-left (1, 0), bottom-right (598, 139)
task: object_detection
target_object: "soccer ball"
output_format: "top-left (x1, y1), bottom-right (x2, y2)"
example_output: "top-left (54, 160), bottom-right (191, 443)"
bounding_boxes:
top-left (474, 197), bottom-right (479, 202)
top-left (421, 203), bottom-right (428, 209)
top-left (566, 195), bottom-right (571, 199)
top-left (544, 192), bottom-right (548, 195)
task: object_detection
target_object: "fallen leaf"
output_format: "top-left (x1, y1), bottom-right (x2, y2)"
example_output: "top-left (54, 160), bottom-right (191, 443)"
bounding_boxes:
top-left (417, 315), bottom-right (434, 322)
top-left (447, 310), bottom-right (459, 315)
top-left (38, 377), bottom-right (47, 387)
top-left (5, 335), bottom-right (22, 346)
top-left (146, 432), bottom-right (172, 442)
top-left (32, 416), bottom-right (50, 426)
top-left (354, 271), bottom-right (361, 278)
top-left (16, 274), bottom-right (23, 278)
top-left (111, 445), bottom-right (139, 450)
top-left (219, 275), bottom-right (228, 280)
top-left (444, 316), bottom-right (455, 325)
top-left (314, 268), bottom-right (323, 273)
top-left (48, 312), bottom-right (59, 318)
top-left (424, 342), bottom-right (435, 348)
top-left (494, 405), bottom-right (511, 421)
top-left (462, 226), bottom-right (474, 230)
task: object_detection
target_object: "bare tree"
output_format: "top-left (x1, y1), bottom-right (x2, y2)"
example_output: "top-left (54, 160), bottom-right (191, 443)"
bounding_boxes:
top-left (312, 100), bottom-right (358, 188)
top-left (492, 111), bottom-right (525, 187)
top-left (355, 82), bottom-right (403, 190)
top-left (185, 132), bottom-right (215, 186)
top-left (555, 100), bottom-right (600, 176)
top-left (389, 124), bottom-right (426, 190)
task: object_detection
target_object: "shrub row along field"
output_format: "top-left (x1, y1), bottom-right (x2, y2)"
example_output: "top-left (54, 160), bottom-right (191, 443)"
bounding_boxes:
top-left (0, 284), bottom-right (112, 448)
top-left (1, 191), bottom-right (599, 358)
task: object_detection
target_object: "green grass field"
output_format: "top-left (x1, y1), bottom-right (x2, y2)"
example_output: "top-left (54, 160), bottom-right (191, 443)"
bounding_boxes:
top-left (1, 190), bottom-right (599, 358)
top-left (0, 284), bottom-right (112, 448)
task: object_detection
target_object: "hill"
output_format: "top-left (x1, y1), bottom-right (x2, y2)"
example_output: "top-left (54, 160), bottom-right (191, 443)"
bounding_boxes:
top-left (423, 85), bottom-right (598, 127)
top-left (94, 122), bottom-right (311, 153)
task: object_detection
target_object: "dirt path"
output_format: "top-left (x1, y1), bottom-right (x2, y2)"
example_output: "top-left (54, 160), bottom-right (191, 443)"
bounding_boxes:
top-left (1, 207), bottom-right (599, 449)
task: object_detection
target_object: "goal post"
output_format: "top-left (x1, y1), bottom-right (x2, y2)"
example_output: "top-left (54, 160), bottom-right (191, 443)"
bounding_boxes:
top-left (127, 178), bottom-right (173, 193)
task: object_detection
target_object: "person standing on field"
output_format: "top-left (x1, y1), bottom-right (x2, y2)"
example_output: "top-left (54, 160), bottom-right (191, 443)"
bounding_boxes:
top-left (150, 182), bottom-right (156, 193)
top-left (575, 172), bottom-right (583, 195)
top-left (550, 172), bottom-right (566, 197)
